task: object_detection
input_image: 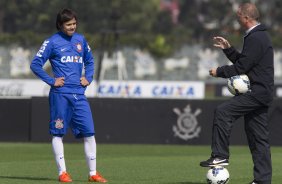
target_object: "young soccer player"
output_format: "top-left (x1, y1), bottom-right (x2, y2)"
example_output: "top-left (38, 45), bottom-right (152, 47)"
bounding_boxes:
top-left (30, 8), bottom-right (107, 183)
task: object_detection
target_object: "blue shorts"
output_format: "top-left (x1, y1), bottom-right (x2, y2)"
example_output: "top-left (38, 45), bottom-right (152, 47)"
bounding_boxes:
top-left (49, 92), bottom-right (95, 138)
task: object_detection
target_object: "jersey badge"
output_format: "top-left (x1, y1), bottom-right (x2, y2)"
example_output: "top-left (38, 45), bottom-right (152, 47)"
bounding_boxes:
top-left (54, 118), bottom-right (64, 129)
top-left (76, 43), bottom-right (82, 52)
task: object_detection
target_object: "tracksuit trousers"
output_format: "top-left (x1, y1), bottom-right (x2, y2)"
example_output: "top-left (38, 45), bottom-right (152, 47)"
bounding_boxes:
top-left (211, 92), bottom-right (272, 184)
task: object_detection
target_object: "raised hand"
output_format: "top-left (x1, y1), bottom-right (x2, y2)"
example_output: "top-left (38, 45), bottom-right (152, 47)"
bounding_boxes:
top-left (213, 36), bottom-right (231, 49)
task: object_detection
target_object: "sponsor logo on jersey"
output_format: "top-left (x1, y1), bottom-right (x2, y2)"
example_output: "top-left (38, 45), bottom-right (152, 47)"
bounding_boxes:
top-left (61, 56), bottom-right (83, 63)
top-left (54, 118), bottom-right (64, 129)
top-left (36, 40), bottom-right (50, 57)
top-left (76, 43), bottom-right (82, 52)
top-left (60, 48), bottom-right (67, 52)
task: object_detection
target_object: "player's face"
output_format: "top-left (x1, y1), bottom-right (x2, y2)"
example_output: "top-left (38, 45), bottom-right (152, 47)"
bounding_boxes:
top-left (62, 18), bottom-right (77, 36)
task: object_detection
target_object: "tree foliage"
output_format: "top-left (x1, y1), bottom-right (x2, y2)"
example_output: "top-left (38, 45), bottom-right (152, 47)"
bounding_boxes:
top-left (0, 0), bottom-right (282, 56)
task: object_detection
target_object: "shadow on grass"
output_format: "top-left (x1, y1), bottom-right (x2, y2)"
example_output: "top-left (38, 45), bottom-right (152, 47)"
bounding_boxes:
top-left (0, 176), bottom-right (89, 183)
top-left (0, 176), bottom-right (206, 184)
top-left (0, 175), bottom-right (56, 181)
top-left (165, 182), bottom-right (205, 184)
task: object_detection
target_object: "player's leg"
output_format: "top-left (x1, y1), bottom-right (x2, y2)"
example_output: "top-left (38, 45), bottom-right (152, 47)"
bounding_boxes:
top-left (70, 94), bottom-right (95, 138)
top-left (200, 93), bottom-right (262, 167)
top-left (245, 107), bottom-right (272, 184)
top-left (84, 136), bottom-right (107, 182)
top-left (52, 136), bottom-right (72, 182)
top-left (49, 92), bottom-right (72, 136)
top-left (49, 92), bottom-right (73, 182)
top-left (200, 98), bottom-right (241, 167)
top-left (84, 136), bottom-right (97, 176)
top-left (71, 94), bottom-right (107, 182)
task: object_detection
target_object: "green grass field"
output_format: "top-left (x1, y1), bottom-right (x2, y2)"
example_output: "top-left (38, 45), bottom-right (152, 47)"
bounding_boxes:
top-left (0, 143), bottom-right (281, 184)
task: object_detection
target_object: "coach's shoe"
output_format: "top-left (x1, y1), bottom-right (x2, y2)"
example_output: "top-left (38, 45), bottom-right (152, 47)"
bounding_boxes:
top-left (200, 157), bottom-right (229, 167)
top-left (59, 171), bottom-right (72, 182)
top-left (249, 181), bottom-right (258, 184)
top-left (88, 172), bottom-right (107, 183)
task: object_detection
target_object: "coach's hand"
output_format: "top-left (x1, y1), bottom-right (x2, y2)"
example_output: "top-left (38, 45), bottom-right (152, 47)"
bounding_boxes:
top-left (54, 77), bottom-right (65, 87)
top-left (213, 36), bottom-right (231, 49)
top-left (209, 68), bottom-right (217, 77)
top-left (80, 77), bottom-right (89, 87)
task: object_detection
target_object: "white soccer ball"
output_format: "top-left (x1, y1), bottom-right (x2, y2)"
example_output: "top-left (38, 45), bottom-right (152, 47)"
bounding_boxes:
top-left (227, 74), bottom-right (250, 95)
top-left (206, 166), bottom-right (230, 184)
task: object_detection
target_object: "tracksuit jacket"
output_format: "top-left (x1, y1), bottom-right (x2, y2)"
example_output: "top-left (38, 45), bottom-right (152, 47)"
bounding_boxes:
top-left (216, 24), bottom-right (274, 106)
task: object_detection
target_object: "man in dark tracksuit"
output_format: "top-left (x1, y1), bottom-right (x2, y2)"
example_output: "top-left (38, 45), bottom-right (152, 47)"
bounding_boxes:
top-left (199, 3), bottom-right (273, 184)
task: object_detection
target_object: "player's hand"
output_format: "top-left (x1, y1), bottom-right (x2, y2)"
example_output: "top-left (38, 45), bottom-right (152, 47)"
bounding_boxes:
top-left (54, 77), bottom-right (65, 87)
top-left (80, 77), bottom-right (89, 86)
top-left (213, 36), bottom-right (231, 49)
top-left (209, 68), bottom-right (217, 77)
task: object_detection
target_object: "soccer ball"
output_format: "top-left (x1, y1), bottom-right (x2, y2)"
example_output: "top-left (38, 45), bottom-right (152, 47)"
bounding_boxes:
top-left (206, 166), bottom-right (230, 184)
top-left (227, 74), bottom-right (250, 95)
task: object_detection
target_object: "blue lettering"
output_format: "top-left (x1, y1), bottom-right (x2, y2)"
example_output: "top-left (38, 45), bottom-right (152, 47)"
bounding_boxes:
top-left (116, 85), bottom-right (122, 94)
top-left (124, 85), bottom-right (130, 95)
top-left (152, 86), bottom-right (158, 96)
top-left (107, 86), bottom-right (115, 94)
top-left (186, 87), bottom-right (194, 96)
top-left (133, 86), bottom-right (141, 95)
top-left (160, 86), bottom-right (174, 95)
top-left (98, 85), bottom-right (104, 93)
top-left (160, 87), bottom-right (167, 95)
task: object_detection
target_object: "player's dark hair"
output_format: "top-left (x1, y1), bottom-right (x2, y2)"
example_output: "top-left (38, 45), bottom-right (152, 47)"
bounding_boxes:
top-left (56, 8), bottom-right (77, 30)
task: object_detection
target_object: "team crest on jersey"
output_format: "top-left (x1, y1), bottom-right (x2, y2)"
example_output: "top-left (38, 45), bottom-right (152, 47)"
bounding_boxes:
top-left (55, 118), bottom-right (64, 129)
top-left (76, 43), bottom-right (82, 52)
top-left (172, 104), bottom-right (201, 141)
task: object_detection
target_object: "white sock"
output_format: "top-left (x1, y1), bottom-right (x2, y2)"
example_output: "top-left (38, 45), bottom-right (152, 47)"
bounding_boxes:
top-left (84, 136), bottom-right (97, 176)
top-left (52, 136), bottom-right (66, 175)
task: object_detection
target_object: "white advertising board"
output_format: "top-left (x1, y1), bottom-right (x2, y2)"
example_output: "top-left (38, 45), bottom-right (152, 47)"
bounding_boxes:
top-left (0, 79), bottom-right (205, 99)
top-left (0, 79), bottom-right (95, 98)
top-left (95, 80), bottom-right (205, 99)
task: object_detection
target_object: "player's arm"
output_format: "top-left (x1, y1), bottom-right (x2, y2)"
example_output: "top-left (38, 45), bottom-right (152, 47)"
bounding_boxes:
top-left (213, 36), bottom-right (241, 64)
top-left (81, 37), bottom-right (94, 86)
top-left (217, 36), bottom-right (262, 78)
top-left (213, 36), bottom-right (231, 49)
top-left (30, 39), bottom-right (56, 86)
